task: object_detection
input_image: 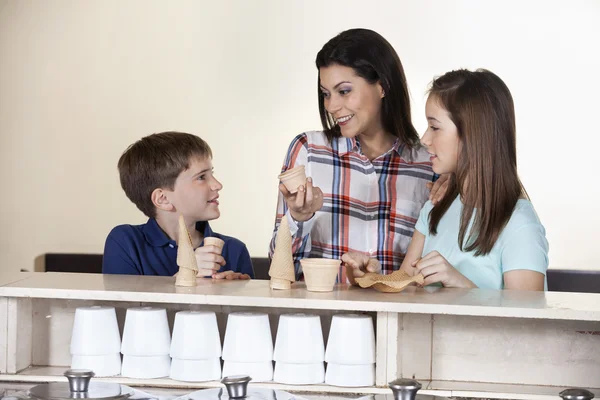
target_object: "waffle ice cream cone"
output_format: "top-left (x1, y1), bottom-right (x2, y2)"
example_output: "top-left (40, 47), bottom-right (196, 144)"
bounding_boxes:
top-left (175, 267), bottom-right (197, 287)
top-left (203, 237), bottom-right (224, 253)
top-left (355, 269), bottom-right (424, 293)
top-left (175, 215), bottom-right (198, 287)
top-left (269, 216), bottom-right (296, 289)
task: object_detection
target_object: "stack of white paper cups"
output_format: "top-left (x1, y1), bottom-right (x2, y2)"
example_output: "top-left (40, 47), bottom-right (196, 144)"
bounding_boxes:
top-left (222, 312), bottom-right (274, 381)
top-left (121, 307), bottom-right (171, 378)
top-left (325, 314), bottom-right (376, 387)
top-left (170, 311), bottom-right (222, 381)
top-left (70, 306), bottom-right (121, 377)
top-left (273, 313), bottom-right (325, 384)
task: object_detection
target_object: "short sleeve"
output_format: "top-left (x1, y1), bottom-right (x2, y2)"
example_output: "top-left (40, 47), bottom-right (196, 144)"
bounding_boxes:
top-left (415, 200), bottom-right (434, 235)
top-left (501, 223), bottom-right (549, 275)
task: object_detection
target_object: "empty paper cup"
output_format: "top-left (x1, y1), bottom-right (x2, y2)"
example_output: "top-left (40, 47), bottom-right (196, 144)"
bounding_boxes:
top-left (203, 237), bottom-right (224, 253)
top-left (300, 258), bottom-right (341, 292)
top-left (121, 307), bottom-right (171, 356)
top-left (170, 358), bottom-right (221, 382)
top-left (325, 363), bottom-right (375, 387)
top-left (274, 362), bottom-right (324, 384)
top-left (222, 312), bottom-right (273, 362)
top-left (121, 354), bottom-right (171, 379)
top-left (278, 166), bottom-right (307, 194)
top-left (325, 314), bottom-right (375, 364)
top-left (71, 353), bottom-right (121, 377)
top-left (274, 313), bottom-right (324, 363)
top-left (70, 306), bottom-right (121, 355)
top-left (222, 360), bottom-right (273, 382)
top-left (170, 311), bottom-right (221, 359)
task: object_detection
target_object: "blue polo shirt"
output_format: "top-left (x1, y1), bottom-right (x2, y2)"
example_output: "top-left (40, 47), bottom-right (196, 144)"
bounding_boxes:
top-left (102, 219), bottom-right (254, 277)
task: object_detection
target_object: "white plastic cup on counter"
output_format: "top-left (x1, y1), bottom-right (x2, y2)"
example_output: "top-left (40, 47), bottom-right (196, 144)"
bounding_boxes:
top-left (121, 307), bottom-right (170, 356)
top-left (325, 363), bottom-right (375, 387)
top-left (325, 314), bottom-right (375, 364)
top-left (121, 354), bottom-right (171, 379)
top-left (273, 361), bottom-right (324, 384)
top-left (170, 357), bottom-right (221, 382)
top-left (222, 360), bottom-right (273, 382)
top-left (273, 313), bottom-right (324, 364)
top-left (70, 353), bottom-right (121, 377)
top-left (222, 312), bottom-right (273, 362)
top-left (70, 306), bottom-right (121, 356)
top-left (170, 311), bottom-right (221, 359)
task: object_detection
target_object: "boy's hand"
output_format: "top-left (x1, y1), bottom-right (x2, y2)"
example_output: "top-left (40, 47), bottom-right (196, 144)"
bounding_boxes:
top-left (426, 173), bottom-right (450, 205)
top-left (279, 177), bottom-right (324, 222)
top-left (341, 252), bottom-right (381, 286)
top-left (213, 271), bottom-right (251, 280)
top-left (195, 245), bottom-right (226, 277)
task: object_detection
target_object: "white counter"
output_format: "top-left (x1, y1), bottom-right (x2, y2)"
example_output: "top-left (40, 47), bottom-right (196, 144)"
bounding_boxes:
top-left (1, 272), bottom-right (599, 321)
top-left (1, 272), bottom-right (598, 399)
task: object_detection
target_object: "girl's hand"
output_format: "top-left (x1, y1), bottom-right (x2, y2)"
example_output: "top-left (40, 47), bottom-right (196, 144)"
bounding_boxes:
top-left (412, 251), bottom-right (476, 288)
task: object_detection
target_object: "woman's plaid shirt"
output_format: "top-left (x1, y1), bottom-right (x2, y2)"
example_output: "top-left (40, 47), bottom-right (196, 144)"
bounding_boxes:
top-left (269, 131), bottom-right (434, 282)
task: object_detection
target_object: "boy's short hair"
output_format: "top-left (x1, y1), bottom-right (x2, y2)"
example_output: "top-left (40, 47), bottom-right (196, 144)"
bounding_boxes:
top-left (118, 131), bottom-right (212, 218)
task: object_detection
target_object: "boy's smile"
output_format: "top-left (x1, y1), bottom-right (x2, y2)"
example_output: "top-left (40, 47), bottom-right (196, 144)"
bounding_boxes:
top-left (166, 156), bottom-right (223, 222)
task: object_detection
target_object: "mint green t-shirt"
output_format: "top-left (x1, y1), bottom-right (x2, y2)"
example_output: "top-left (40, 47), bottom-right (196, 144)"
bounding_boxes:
top-left (415, 197), bottom-right (549, 290)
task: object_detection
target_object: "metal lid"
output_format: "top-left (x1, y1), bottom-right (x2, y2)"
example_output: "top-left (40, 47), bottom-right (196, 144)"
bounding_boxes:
top-left (559, 389), bottom-right (595, 400)
top-left (221, 375), bottom-right (252, 399)
top-left (29, 370), bottom-right (132, 400)
top-left (64, 369), bottom-right (95, 379)
top-left (389, 378), bottom-right (422, 391)
top-left (221, 375), bottom-right (252, 385)
top-left (29, 382), bottom-right (133, 400)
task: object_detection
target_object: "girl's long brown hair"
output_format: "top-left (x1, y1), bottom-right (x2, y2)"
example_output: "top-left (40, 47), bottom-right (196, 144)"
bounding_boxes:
top-left (428, 69), bottom-right (526, 256)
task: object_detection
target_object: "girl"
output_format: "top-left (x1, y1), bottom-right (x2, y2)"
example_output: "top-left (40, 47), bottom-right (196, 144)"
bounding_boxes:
top-left (348, 69), bottom-right (549, 290)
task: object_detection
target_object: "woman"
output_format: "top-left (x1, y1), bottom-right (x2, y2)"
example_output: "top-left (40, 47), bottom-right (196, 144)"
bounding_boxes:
top-left (346, 69), bottom-right (549, 290)
top-left (269, 29), bottom-right (443, 281)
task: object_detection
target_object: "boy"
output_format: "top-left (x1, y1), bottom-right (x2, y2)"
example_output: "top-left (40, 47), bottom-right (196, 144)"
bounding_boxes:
top-left (102, 131), bottom-right (254, 279)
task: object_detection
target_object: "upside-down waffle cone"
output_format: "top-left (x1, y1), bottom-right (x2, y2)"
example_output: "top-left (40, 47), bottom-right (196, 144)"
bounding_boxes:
top-left (269, 216), bottom-right (296, 289)
top-left (355, 269), bottom-right (424, 293)
top-left (175, 266), bottom-right (197, 287)
top-left (175, 215), bottom-right (198, 287)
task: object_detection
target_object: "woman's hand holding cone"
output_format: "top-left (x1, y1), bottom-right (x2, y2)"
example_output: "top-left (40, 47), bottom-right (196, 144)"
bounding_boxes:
top-left (279, 177), bottom-right (323, 222)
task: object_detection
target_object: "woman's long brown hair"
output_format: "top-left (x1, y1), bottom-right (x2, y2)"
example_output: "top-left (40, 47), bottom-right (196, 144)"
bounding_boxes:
top-left (428, 69), bottom-right (526, 256)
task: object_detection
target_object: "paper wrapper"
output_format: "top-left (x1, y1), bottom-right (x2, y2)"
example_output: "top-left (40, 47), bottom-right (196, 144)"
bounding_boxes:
top-left (175, 215), bottom-right (198, 287)
top-left (355, 269), bottom-right (424, 293)
top-left (269, 216), bottom-right (296, 289)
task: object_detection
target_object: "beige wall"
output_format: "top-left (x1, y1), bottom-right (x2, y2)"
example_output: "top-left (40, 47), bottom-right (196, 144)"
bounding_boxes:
top-left (1, 0), bottom-right (599, 273)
